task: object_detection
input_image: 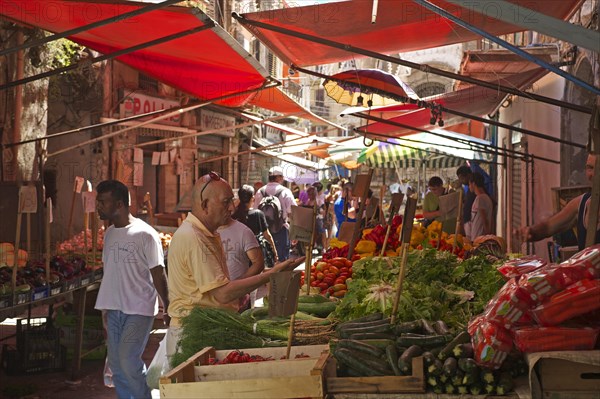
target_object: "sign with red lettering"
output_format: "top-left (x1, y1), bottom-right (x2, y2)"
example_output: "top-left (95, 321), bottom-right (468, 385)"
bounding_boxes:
top-left (120, 93), bottom-right (181, 126)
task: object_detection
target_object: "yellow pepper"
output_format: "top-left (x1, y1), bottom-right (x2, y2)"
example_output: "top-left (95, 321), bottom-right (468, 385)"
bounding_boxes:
top-left (329, 238), bottom-right (347, 249)
top-left (355, 239), bottom-right (377, 254)
top-left (362, 228), bottom-right (374, 238)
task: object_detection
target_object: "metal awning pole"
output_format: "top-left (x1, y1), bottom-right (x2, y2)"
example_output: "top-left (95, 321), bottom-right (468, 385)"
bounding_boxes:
top-left (233, 13), bottom-right (592, 115)
top-left (413, 0), bottom-right (600, 96)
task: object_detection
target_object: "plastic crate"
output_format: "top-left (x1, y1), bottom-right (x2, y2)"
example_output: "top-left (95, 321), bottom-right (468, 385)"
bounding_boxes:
top-left (15, 291), bottom-right (30, 305)
top-left (0, 319), bottom-right (67, 375)
top-left (93, 268), bottom-right (104, 282)
top-left (49, 281), bottom-right (64, 297)
top-left (0, 293), bottom-right (12, 309)
top-left (64, 276), bottom-right (80, 291)
top-left (31, 286), bottom-right (49, 302)
top-left (79, 272), bottom-right (93, 287)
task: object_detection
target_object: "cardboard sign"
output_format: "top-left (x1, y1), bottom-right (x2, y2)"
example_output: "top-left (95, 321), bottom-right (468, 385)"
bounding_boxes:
top-left (47, 197), bottom-right (53, 224)
top-left (268, 270), bottom-right (302, 318)
top-left (439, 191), bottom-right (460, 221)
top-left (337, 221), bottom-right (355, 244)
top-left (151, 152), bottom-right (160, 166)
top-left (81, 191), bottom-right (97, 213)
top-left (169, 148), bottom-right (178, 162)
top-left (133, 147), bottom-right (144, 164)
top-left (19, 186), bottom-right (37, 213)
top-left (387, 192), bottom-right (404, 225)
top-left (400, 196), bottom-right (417, 244)
top-left (133, 163), bottom-right (144, 186)
top-left (74, 176), bottom-right (85, 193)
top-left (289, 206), bottom-right (315, 243)
top-left (160, 151), bottom-right (170, 165)
top-left (353, 174), bottom-right (370, 199)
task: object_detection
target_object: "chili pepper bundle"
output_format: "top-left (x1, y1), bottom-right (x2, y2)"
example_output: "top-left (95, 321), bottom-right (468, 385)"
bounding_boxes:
top-left (532, 279), bottom-right (600, 326)
top-left (513, 326), bottom-right (599, 352)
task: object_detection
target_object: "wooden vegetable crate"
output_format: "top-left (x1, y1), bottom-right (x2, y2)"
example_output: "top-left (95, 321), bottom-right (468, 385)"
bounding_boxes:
top-left (327, 356), bottom-right (426, 395)
top-left (160, 344), bottom-right (334, 399)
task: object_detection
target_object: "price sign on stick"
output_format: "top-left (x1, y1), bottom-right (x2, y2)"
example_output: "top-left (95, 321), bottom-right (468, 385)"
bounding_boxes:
top-left (400, 196), bottom-right (418, 244)
top-left (337, 221), bottom-right (355, 244)
top-left (289, 206), bottom-right (315, 243)
top-left (269, 271), bottom-right (302, 317)
top-left (81, 191), bottom-right (97, 213)
top-left (439, 191), bottom-right (460, 221)
top-left (151, 152), bottom-right (160, 166)
top-left (133, 148), bottom-right (143, 163)
top-left (353, 174), bottom-right (370, 199)
top-left (387, 193), bottom-right (404, 225)
top-left (19, 186), bottom-right (37, 213)
top-left (47, 197), bottom-right (53, 224)
top-left (159, 151), bottom-right (170, 165)
top-left (74, 176), bottom-right (85, 193)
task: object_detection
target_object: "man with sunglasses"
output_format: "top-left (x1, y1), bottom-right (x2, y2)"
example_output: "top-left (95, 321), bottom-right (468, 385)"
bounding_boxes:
top-left (165, 172), bottom-right (305, 366)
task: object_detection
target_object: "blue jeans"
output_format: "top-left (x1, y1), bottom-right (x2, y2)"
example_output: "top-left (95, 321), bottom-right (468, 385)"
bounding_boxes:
top-left (105, 310), bottom-right (154, 399)
top-left (272, 227), bottom-right (290, 260)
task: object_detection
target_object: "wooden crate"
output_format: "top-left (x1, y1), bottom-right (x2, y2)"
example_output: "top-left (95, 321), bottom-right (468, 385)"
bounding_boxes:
top-left (160, 345), bottom-right (335, 399)
top-left (326, 356), bottom-right (426, 394)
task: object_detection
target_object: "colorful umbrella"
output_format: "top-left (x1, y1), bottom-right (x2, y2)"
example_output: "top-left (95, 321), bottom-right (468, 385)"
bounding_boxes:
top-left (323, 69), bottom-right (418, 107)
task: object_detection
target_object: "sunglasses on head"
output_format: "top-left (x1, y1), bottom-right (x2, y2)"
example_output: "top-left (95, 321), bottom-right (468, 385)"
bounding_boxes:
top-left (200, 171), bottom-right (221, 202)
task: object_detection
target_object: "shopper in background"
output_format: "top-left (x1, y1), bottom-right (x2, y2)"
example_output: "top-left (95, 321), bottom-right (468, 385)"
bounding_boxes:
top-left (464, 172), bottom-right (494, 241)
top-left (517, 153), bottom-right (600, 250)
top-left (217, 216), bottom-right (264, 311)
top-left (94, 179), bottom-right (170, 399)
top-left (166, 172), bottom-right (305, 367)
top-left (456, 165), bottom-right (476, 234)
top-left (253, 166), bottom-right (296, 260)
top-left (233, 184), bottom-right (278, 266)
top-left (334, 181), bottom-right (356, 236)
top-left (422, 176), bottom-right (456, 234)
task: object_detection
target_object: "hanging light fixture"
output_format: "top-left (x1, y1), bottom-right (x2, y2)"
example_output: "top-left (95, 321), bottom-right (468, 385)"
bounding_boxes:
top-left (356, 95), bottom-right (364, 107)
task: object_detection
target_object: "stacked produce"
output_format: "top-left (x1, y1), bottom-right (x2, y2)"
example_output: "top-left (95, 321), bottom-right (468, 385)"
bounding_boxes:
top-left (332, 250), bottom-right (504, 330)
top-left (0, 243), bottom-right (28, 267)
top-left (56, 228), bottom-right (105, 254)
top-left (303, 256), bottom-right (355, 297)
top-left (331, 313), bottom-right (523, 395)
top-left (470, 244), bottom-right (600, 369)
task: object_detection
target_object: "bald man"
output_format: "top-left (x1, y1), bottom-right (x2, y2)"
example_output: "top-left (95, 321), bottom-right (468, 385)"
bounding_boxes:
top-left (517, 154), bottom-right (600, 250)
top-left (165, 172), bottom-right (305, 366)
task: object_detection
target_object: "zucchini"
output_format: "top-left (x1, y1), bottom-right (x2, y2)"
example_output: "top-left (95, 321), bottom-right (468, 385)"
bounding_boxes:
top-left (422, 351), bottom-right (436, 367)
top-left (298, 294), bottom-right (330, 303)
top-left (429, 346), bottom-right (442, 357)
top-left (432, 320), bottom-right (450, 335)
top-left (345, 348), bottom-right (394, 375)
top-left (349, 332), bottom-right (396, 341)
top-left (397, 345), bottom-right (423, 374)
top-left (427, 359), bottom-right (443, 376)
top-left (484, 384), bottom-right (496, 395)
top-left (337, 318), bottom-right (392, 333)
top-left (462, 367), bottom-right (480, 385)
top-left (359, 339), bottom-right (396, 349)
top-left (438, 331), bottom-right (470, 361)
top-left (385, 345), bottom-right (402, 376)
top-left (469, 383), bottom-right (483, 395)
top-left (457, 385), bottom-right (469, 394)
top-left (397, 334), bottom-right (449, 348)
top-left (445, 383), bottom-right (457, 394)
top-left (439, 374), bottom-right (449, 383)
top-left (451, 369), bottom-right (464, 386)
top-left (395, 320), bottom-right (423, 334)
top-left (338, 339), bottom-right (384, 358)
top-left (426, 376), bottom-right (440, 387)
top-left (432, 385), bottom-right (443, 394)
top-left (297, 301), bottom-right (337, 317)
top-left (496, 372), bottom-right (514, 395)
top-left (458, 358), bottom-right (478, 373)
top-left (339, 323), bottom-right (393, 339)
top-left (336, 312), bottom-right (383, 329)
top-left (452, 343), bottom-right (474, 359)
top-left (442, 357), bottom-right (457, 378)
top-left (481, 369), bottom-right (496, 384)
top-left (333, 348), bottom-right (385, 377)
top-left (345, 367), bottom-right (362, 377)
top-left (420, 319), bottom-right (437, 335)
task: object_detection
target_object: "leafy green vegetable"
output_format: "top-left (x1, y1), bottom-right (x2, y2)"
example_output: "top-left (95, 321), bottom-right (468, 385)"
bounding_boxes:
top-left (331, 249), bottom-right (503, 331)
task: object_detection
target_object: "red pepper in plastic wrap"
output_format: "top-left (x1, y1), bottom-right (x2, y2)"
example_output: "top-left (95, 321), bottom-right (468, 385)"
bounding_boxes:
top-left (481, 279), bottom-right (529, 329)
top-left (470, 319), bottom-right (513, 369)
top-left (516, 264), bottom-right (569, 306)
top-left (497, 256), bottom-right (547, 280)
top-left (532, 279), bottom-right (600, 326)
top-left (558, 244), bottom-right (600, 282)
top-left (513, 326), bottom-right (600, 353)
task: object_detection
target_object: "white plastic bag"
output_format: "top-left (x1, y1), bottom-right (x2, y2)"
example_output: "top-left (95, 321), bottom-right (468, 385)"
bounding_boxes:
top-left (103, 357), bottom-right (114, 388)
top-left (146, 335), bottom-right (169, 390)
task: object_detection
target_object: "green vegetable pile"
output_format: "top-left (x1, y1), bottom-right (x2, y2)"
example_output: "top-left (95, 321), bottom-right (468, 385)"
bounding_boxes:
top-left (332, 249), bottom-right (504, 330)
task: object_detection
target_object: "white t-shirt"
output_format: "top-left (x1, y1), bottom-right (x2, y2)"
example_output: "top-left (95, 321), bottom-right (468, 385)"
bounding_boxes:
top-left (218, 220), bottom-right (259, 281)
top-left (253, 182), bottom-right (296, 226)
top-left (95, 218), bottom-right (164, 317)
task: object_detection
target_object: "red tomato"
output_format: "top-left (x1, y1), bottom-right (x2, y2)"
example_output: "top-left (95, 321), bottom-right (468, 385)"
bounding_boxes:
top-left (310, 280), bottom-right (319, 287)
top-left (334, 277), bottom-right (346, 285)
top-left (316, 272), bottom-right (324, 281)
top-left (333, 289), bottom-right (347, 298)
top-left (329, 266), bottom-right (340, 275)
top-left (318, 282), bottom-right (329, 291)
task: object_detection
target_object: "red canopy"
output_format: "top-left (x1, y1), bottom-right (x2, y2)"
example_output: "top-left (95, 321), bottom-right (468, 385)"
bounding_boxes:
top-left (355, 68), bottom-right (548, 136)
top-left (240, 0), bottom-right (583, 67)
top-left (0, 0), bottom-right (268, 107)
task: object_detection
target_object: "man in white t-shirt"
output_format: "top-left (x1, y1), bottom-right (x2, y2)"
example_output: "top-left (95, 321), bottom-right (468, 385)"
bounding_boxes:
top-left (218, 218), bottom-right (264, 309)
top-left (253, 166), bottom-right (296, 260)
top-left (94, 180), bottom-right (169, 399)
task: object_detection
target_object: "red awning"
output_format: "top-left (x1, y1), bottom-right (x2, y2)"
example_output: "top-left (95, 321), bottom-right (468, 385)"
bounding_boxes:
top-left (240, 0), bottom-right (583, 67)
top-left (0, 0), bottom-right (269, 107)
top-left (355, 68), bottom-right (548, 137)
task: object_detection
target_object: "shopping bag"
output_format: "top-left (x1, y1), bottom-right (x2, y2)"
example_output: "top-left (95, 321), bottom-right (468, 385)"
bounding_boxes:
top-left (103, 357), bottom-right (114, 388)
top-left (146, 335), bottom-right (169, 390)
